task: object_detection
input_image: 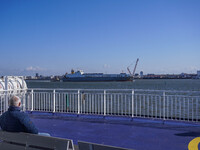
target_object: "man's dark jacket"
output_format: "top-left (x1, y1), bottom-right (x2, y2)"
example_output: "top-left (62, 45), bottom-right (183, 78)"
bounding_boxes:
top-left (0, 106), bottom-right (38, 134)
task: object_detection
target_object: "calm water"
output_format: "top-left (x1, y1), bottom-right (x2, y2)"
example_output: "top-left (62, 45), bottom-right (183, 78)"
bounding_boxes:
top-left (26, 79), bottom-right (200, 91)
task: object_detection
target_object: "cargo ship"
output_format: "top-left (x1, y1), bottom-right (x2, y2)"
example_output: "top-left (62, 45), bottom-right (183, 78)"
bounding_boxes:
top-left (62, 59), bottom-right (139, 82)
top-left (62, 70), bottom-right (133, 82)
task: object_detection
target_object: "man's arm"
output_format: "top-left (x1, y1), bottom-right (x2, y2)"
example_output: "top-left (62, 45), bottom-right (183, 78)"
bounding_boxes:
top-left (19, 113), bottom-right (38, 134)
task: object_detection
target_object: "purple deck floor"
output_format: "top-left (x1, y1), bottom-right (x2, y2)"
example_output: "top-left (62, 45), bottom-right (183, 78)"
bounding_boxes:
top-left (29, 112), bottom-right (200, 150)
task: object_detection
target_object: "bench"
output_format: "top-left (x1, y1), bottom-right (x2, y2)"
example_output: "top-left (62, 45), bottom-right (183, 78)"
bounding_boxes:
top-left (78, 141), bottom-right (132, 150)
top-left (0, 131), bottom-right (74, 150)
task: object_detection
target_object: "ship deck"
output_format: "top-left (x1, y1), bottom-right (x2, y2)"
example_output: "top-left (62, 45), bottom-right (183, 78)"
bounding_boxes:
top-left (29, 112), bottom-right (200, 150)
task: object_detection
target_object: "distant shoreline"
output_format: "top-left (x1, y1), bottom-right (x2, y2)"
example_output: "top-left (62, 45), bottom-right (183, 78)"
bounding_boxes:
top-left (25, 79), bottom-right (51, 82)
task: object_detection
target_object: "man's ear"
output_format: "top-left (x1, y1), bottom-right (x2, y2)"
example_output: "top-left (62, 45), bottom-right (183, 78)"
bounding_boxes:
top-left (18, 102), bottom-right (21, 107)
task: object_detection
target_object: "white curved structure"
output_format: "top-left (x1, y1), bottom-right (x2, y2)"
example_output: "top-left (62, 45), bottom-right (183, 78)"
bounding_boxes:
top-left (0, 76), bottom-right (27, 93)
top-left (0, 76), bottom-right (27, 113)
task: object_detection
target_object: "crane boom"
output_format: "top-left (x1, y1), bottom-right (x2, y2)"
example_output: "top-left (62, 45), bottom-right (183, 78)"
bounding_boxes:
top-left (132, 58), bottom-right (139, 76)
top-left (127, 67), bottom-right (132, 75)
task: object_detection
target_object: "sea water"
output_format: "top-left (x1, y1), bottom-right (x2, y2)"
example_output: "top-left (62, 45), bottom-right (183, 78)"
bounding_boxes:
top-left (26, 79), bottom-right (200, 91)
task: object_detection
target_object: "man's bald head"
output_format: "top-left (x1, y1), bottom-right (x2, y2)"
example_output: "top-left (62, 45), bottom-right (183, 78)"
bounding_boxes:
top-left (9, 96), bottom-right (21, 107)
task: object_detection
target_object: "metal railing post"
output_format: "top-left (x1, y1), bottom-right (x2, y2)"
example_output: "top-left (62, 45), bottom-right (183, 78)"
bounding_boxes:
top-left (22, 91), bottom-right (26, 112)
top-left (104, 90), bottom-right (106, 116)
top-left (78, 90), bottom-right (80, 114)
top-left (132, 90), bottom-right (134, 117)
top-left (53, 90), bottom-right (56, 113)
top-left (31, 89), bottom-right (34, 111)
top-left (4, 76), bottom-right (8, 111)
top-left (163, 91), bottom-right (165, 120)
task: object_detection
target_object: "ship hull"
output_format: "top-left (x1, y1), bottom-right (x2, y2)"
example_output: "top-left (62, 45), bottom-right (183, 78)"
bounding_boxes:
top-left (62, 77), bottom-right (133, 82)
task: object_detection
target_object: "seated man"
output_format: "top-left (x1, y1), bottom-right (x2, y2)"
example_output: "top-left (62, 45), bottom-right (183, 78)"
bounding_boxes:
top-left (0, 96), bottom-right (38, 134)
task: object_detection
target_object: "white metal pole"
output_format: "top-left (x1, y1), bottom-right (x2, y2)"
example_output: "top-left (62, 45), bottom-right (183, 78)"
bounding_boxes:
top-left (53, 90), bottom-right (56, 113)
top-left (104, 90), bottom-right (106, 116)
top-left (163, 91), bottom-right (165, 120)
top-left (78, 90), bottom-right (80, 114)
top-left (22, 77), bottom-right (26, 111)
top-left (22, 81), bottom-right (26, 112)
top-left (132, 90), bottom-right (134, 117)
top-left (4, 76), bottom-right (8, 111)
top-left (22, 76), bottom-right (25, 89)
top-left (22, 94), bottom-right (25, 111)
top-left (31, 89), bottom-right (34, 111)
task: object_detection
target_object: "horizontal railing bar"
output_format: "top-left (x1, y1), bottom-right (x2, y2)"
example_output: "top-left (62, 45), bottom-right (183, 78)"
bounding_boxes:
top-left (28, 88), bottom-right (200, 93)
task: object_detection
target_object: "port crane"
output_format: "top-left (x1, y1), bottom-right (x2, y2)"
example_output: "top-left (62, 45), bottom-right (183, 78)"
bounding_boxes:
top-left (127, 64), bottom-right (133, 75)
top-left (127, 58), bottom-right (139, 77)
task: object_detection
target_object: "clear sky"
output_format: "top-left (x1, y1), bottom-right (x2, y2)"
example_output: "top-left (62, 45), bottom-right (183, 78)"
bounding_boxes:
top-left (0, 0), bottom-right (200, 76)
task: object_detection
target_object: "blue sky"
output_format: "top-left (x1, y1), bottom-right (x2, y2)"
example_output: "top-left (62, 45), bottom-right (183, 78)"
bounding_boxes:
top-left (0, 0), bottom-right (200, 76)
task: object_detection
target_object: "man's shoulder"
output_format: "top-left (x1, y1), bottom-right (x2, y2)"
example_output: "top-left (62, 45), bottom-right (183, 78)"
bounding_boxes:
top-left (12, 111), bottom-right (29, 119)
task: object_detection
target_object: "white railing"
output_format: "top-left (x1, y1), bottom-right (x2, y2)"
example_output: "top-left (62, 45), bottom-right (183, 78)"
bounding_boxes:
top-left (0, 90), bottom-right (27, 115)
top-left (1, 89), bottom-right (200, 122)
